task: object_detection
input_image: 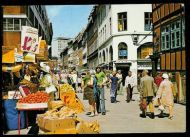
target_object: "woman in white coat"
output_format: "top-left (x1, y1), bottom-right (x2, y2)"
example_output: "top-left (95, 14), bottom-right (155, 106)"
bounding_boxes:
top-left (156, 73), bottom-right (176, 119)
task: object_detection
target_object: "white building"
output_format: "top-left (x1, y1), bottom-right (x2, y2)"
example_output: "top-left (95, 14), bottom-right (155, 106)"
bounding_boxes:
top-left (51, 37), bottom-right (70, 61)
top-left (97, 4), bottom-right (153, 85)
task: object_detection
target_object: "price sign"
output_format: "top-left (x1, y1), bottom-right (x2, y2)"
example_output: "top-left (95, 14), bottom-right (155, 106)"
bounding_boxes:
top-left (21, 26), bottom-right (39, 54)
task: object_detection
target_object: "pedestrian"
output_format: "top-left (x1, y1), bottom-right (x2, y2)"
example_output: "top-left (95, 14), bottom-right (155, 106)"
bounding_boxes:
top-left (156, 73), bottom-right (176, 119)
top-left (95, 66), bottom-right (106, 115)
top-left (71, 70), bottom-right (77, 91)
top-left (116, 70), bottom-right (123, 95)
top-left (77, 74), bottom-right (82, 93)
top-left (125, 71), bottom-right (135, 102)
top-left (110, 71), bottom-right (119, 103)
top-left (154, 72), bottom-right (163, 87)
top-left (139, 69), bottom-right (155, 119)
top-left (82, 70), bottom-right (96, 117)
top-left (91, 70), bottom-right (101, 114)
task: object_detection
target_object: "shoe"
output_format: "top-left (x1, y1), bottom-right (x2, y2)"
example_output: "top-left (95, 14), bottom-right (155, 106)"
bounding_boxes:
top-left (168, 116), bottom-right (173, 120)
top-left (158, 113), bottom-right (164, 118)
top-left (150, 113), bottom-right (155, 119)
top-left (102, 112), bottom-right (106, 115)
top-left (85, 112), bottom-right (91, 115)
top-left (140, 113), bottom-right (146, 118)
top-left (88, 113), bottom-right (95, 117)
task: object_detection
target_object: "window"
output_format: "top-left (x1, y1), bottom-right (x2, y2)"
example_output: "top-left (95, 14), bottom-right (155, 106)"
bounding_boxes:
top-left (182, 18), bottom-right (185, 47)
top-left (171, 20), bottom-right (181, 49)
top-left (118, 42), bottom-right (128, 59)
top-left (14, 19), bottom-right (20, 30)
top-left (118, 12), bottom-right (127, 31)
top-left (161, 19), bottom-right (183, 51)
top-left (161, 25), bottom-right (170, 50)
top-left (144, 12), bottom-right (152, 31)
top-left (3, 18), bottom-right (26, 31)
top-left (7, 18), bottom-right (14, 30)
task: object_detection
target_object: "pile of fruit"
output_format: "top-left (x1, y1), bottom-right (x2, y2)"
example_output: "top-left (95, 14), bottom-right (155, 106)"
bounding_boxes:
top-left (18, 91), bottom-right (49, 103)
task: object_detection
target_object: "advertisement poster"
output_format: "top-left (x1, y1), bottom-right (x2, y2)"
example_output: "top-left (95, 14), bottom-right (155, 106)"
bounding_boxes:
top-left (21, 26), bottom-right (39, 54)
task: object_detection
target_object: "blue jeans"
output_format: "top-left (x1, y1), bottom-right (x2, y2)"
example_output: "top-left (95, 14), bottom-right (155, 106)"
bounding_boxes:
top-left (97, 86), bottom-right (106, 113)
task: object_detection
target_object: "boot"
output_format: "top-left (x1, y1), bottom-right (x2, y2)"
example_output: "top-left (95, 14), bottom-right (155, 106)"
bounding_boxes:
top-left (150, 113), bottom-right (155, 119)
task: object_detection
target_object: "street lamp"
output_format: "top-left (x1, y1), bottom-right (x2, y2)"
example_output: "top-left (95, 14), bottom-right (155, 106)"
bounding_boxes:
top-left (131, 31), bottom-right (140, 46)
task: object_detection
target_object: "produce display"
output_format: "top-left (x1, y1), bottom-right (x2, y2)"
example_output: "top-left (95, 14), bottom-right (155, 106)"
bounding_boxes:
top-left (40, 106), bottom-right (76, 119)
top-left (18, 91), bottom-right (49, 103)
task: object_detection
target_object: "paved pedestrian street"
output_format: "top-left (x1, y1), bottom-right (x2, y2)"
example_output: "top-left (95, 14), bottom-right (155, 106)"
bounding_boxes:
top-left (4, 87), bottom-right (186, 135)
top-left (77, 87), bottom-right (186, 133)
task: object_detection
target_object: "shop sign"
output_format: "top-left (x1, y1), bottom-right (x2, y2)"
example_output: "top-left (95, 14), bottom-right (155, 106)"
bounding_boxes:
top-left (21, 26), bottom-right (39, 54)
top-left (2, 46), bottom-right (15, 63)
top-left (23, 52), bottom-right (35, 62)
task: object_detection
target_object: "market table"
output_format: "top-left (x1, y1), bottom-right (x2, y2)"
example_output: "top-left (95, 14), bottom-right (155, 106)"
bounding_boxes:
top-left (17, 107), bottom-right (47, 135)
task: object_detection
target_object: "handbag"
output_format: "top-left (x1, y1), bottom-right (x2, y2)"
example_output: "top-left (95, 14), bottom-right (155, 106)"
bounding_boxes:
top-left (139, 101), bottom-right (147, 111)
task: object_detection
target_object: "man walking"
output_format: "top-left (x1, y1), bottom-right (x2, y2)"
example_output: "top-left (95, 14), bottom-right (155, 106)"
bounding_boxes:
top-left (125, 71), bottom-right (135, 102)
top-left (116, 70), bottom-right (123, 95)
top-left (95, 66), bottom-right (106, 115)
top-left (139, 70), bottom-right (155, 119)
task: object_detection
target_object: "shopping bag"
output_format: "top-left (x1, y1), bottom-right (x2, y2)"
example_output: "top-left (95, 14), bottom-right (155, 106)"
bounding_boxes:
top-left (3, 99), bottom-right (25, 130)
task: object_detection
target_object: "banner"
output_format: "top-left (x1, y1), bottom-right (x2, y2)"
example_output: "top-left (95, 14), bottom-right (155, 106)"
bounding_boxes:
top-left (2, 46), bottom-right (15, 63)
top-left (21, 26), bottom-right (39, 54)
top-left (23, 52), bottom-right (35, 62)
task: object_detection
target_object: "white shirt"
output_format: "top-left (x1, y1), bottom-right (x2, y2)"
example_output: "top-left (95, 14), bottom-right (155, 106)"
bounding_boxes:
top-left (125, 75), bottom-right (135, 88)
top-left (71, 74), bottom-right (77, 83)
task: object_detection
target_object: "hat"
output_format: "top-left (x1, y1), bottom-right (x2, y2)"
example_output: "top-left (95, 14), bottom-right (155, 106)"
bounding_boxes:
top-left (41, 65), bottom-right (50, 73)
top-left (162, 73), bottom-right (169, 79)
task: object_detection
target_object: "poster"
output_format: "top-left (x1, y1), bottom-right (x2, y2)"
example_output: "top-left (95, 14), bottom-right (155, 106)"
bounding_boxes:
top-left (21, 26), bottom-right (39, 54)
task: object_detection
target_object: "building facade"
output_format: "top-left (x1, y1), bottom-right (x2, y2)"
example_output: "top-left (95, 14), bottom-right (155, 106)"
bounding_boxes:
top-left (51, 37), bottom-right (70, 61)
top-left (152, 3), bottom-right (185, 104)
top-left (96, 4), bottom-right (153, 85)
top-left (3, 6), bottom-right (53, 62)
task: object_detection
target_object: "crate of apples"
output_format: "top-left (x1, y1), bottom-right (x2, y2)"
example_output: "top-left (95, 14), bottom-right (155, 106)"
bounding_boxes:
top-left (17, 91), bottom-right (50, 109)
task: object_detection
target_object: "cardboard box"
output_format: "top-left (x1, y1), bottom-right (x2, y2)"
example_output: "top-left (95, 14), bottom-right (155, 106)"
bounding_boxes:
top-left (76, 121), bottom-right (99, 134)
top-left (48, 100), bottom-right (64, 110)
top-left (38, 116), bottom-right (76, 132)
top-left (46, 128), bottom-right (77, 134)
top-left (16, 103), bottom-right (48, 109)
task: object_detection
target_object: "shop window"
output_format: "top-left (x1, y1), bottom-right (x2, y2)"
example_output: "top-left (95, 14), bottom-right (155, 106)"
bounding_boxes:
top-left (118, 12), bottom-right (127, 31)
top-left (3, 18), bottom-right (7, 30)
top-left (144, 12), bottom-right (152, 31)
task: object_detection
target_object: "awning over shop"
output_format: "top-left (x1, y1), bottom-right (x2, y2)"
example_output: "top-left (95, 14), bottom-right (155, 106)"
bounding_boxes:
top-left (2, 64), bottom-right (22, 73)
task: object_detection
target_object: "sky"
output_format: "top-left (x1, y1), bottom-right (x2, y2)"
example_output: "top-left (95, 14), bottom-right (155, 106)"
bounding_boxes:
top-left (46, 5), bottom-right (94, 39)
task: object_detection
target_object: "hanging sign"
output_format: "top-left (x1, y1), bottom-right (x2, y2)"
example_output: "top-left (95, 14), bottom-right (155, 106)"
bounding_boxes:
top-left (21, 26), bottom-right (39, 54)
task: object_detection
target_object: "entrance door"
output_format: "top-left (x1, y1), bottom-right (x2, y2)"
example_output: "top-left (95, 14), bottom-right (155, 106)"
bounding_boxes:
top-left (116, 67), bottom-right (130, 86)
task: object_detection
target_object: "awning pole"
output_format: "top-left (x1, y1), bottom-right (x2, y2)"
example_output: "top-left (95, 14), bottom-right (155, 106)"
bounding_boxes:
top-left (10, 72), bottom-right (14, 87)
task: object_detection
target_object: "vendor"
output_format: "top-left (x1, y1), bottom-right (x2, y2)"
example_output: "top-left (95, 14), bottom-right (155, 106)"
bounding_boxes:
top-left (39, 63), bottom-right (57, 100)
